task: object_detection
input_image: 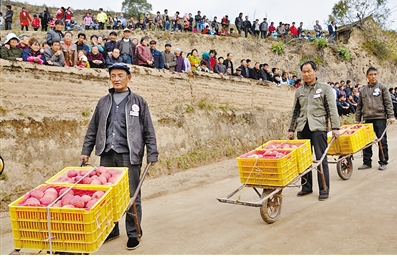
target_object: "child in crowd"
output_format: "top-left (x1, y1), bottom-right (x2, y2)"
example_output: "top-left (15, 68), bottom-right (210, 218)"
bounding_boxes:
top-left (32, 14), bottom-right (40, 31)
top-left (76, 50), bottom-right (90, 68)
top-left (22, 37), bottom-right (45, 64)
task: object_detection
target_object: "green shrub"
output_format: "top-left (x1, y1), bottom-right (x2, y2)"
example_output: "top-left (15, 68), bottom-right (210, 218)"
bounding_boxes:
top-left (362, 40), bottom-right (390, 60)
top-left (271, 42), bottom-right (285, 54)
top-left (312, 38), bottom-right (329, 49)
top-left (338, 46), bottom-right (351, 61)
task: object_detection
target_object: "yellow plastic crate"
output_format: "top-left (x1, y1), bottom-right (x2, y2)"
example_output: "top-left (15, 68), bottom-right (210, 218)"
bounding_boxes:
top-left (327, 128), bottom-right (366, 155)
top-left (256, 140), bottom-right (312, 174)
top-left (237, 149), bottom-right (298, 186)
top-left (45, 166), bottom-right (130, 223)
top-left (9, 184), bottom-right (113, 254)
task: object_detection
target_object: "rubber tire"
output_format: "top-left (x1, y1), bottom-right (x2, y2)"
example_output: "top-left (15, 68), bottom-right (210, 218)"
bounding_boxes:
top-left (260, 189), bottom-right (282, 224)
top-left (337, 155), bottom-right (353, 180)
top-left (0, 156), bottom-right (3, 175)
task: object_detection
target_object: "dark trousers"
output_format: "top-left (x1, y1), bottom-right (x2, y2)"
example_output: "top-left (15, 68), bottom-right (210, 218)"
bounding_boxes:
top-left (297, 123), bottom-right (330, 195)
top-left (41, 22), bottom-right (48, 31)
top-left (363, 119), bottom-right (388, 165)
top-left (236, 26), bottom-right (242, 35)
top-left (261, 30), bottom-right (267, 39)
top-left (100, 150), bottom-right (143, 239)
top-left (21, 25), bottom-right (29, 31)
top-left (5, 21), bottom-right (12, 30)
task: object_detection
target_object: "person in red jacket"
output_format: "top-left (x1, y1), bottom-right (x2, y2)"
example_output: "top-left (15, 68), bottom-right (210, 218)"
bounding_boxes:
top-left (134, 36), bottom-right (154, 67)
top-left (19, 7), bottom-right (32, 31)
top-left (31, 14), bottom-right (40, 31)
top-left (289, 22), bottom-right (298, 37)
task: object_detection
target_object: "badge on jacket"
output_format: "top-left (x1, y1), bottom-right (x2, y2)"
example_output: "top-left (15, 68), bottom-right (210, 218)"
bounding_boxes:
top-left (373, 88), bottom-right (380, 96)
top-left (130, 104), bottom-right (139, 116)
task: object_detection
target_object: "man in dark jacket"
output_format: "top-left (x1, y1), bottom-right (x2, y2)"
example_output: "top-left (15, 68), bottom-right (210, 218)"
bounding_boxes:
top-left (237, 59), bottom-right (250, 78)
top-left (104, 31), bottom-right (118, 59)
top-left (39, 6), bottom-right (51, 31)
top-left (115, 28), bottom-right (136, 64)
top-left (243, 15), bottom-right (252, 38)
top-left (4, 5), bottom-right (13, 30)
top-left (234, 12), bottom-right (243, 35)
top-left (46, 19), bottom-right (64, 45)
top-left (223, 53), bottom-right (234, 73)
top-left (75, 32), bottom-right (90, 54)
top-left (149, 40), bottom-right (164, 69)
top-left (194, 10), bottom-right (202, 32)
top-left (80, 63), bottom-right (158, 251)
top-left (259, 18), bottom-right (268, 39)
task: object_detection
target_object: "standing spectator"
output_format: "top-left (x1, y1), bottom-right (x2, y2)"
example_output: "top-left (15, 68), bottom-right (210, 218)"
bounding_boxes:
top-left (75, 32), bottom-right (90, 54)
top-left (87, 45), bottom-right (105, 68)
top-left (314, 20), bottom-right (323, 38)
top-left (149, 40), bottom-right (164, 69)
top-left (188, 13), bottom-right (193, 32)
top-left (46, 20), bottom-right (64, 45)
top-left (83, 13), bottom-right (93, 30)
top-left (252, 19), bottom-right (260, 38)
top-left (188, 48), bottom-right (201, 71)
top-left (223, 53), bottom-right (234, 73)
top-left (22, 37), bottom-right (45, 64)
top-left (289, 22), bottom-right (298, 37)
top-left (0, 33), bottom-right (23, 61)
top-left (243, 16), bottom-right (252, 38)
top-left (276, 22), bottom-right (285, 37)
top-left (195, 11), bottom-right (202, 32)
top-left (39, 7), bottom-right (51, 31)
top-left (97, 8), bottom-right (107, 30)
top-left (211, 16), bottom-right (219, 35)
top-left (328, 21), bottom-right (337, 40)
top-left (115, 28), bottom-right (136, 64)
top-left (171, 11), bottom-right (181, 32)
top-left (268, 21), bottom-right (275, 37)
top-left (235, 12), bottom-right (243, 36)
top-left (63, 7), bottom-right (73, 28)
top-left (154, 11), bottom-right (161, 24)
top-left (288, 61), bottom-right (340, 201)
top-left (61, 31), bottom-right (77, 67)
top-left (55, 7), bottom-right (65, 21)
top-left (260, 18), bottom-right (268, 39)
top-left (355, 67), bottom-right (395, 170)
top-left (221, 15), bottom-right (230, 32)
top-left (135, 36), bottom-right (153, 67)
top-left (162, 42), bottom-right (176, 71)
top-left (32, 14), bottom-right (40, 31)
top-left (0, 12), bottom-right (4, 30)
top-left (214, 56), bottom-right (227, 74)
top-left (79, 63), bottom-right (158, 251)
top-left (4, 5), bottom-right (14, 30)
top-left (19, 7), bottom-right (32, 31)
top-left (44, 40), bottom-right (65, 66)
top-left (106, 48), bottom-right (122, 68)
top-left (118, 13), bottom-right (126, 28)
top-left (389, 88), bottom-right (397, 118)
top-left (162, 9), bottom-right (171, 31)
top-left (297, 22), bottom-right (304, 37)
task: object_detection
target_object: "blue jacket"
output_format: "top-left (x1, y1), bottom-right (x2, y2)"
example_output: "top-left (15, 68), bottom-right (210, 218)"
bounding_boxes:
top-left (150, 48), bottom-right (164, 69)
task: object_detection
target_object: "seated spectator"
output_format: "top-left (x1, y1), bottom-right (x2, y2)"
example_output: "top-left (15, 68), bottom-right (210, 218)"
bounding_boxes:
top-left (198, 60), bottom-right (210, 72)
top-left (202, 25), bottom-right (211, 35)
top-left (346, 94), bottom-right (357, 114)
top-left (76, 50), bottom-right (90, 68)
top-left (75, 33), bottom-right (90, 54)
top-left (0, 33), bottom-right (23, 61)
top-left (17, 34), bottom-right (30, 50)
top-left (273, 74), bottom-right (281, 86)
top-left (226, 67), bottom-right (232, 75)
top-left (250, 62), bottom-right (262, 80)
top-left (232, 67), bottom-right (243, 77)
top-left (280, 71), bottom-right (289, 85)
top-left (188, 49), bottom-right (201, 71)
top-left (390, 87), bottom-right (397, 118)
top-left (88, 35), bottom-right (104, 53)
top-left (337, 94), bottom-right (350, 116)
top-left (260, 63), bottom-right (271, 81)
top-left (44, 41), bottom-right (65, 66)
top-left (306, 31), bottom-right (314, 41)
top-left (149, 40), bottom-right (164, 69)
top-left (135, 19), bottom-right (146, 30)
top-left (134, 36), bottom-right (154, 67)
top-left (174, 48), bottom-right (185, 72)
top-left (105, 48), bottom-right (122, 68)
top-left (61, 31), bottom-right (77, 67)
top-left (87, 45), bottom-right (105, 68)
top-left (22, 37), bottom-right (45, 64)
top-left (294, 78), bottom-right (303, 89)
top-left (181, 51), bottom-right (191, 72)
top-left (214, 56), bottom-right (227, 74)
top-left (66, 17), bottom-right (83, 31)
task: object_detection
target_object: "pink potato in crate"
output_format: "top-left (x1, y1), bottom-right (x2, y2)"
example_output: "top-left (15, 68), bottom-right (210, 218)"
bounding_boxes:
top-left (101, 172), bottom-right (112, 180)
top-left (108, 169), bottom-right (119, 176)
top-left (74, 175), bottom-right (83, 182)
top-left (81, 195), bottom-right (91, 203)
top-left (91, 179), bottom-right (102, 185)
top-left (97, 175), bottom-right (107, 184)
top-left (45, 188), bottom-right (58, 196)
top-left (39, 197), bottom-right (54, 206)
top-left (23, 197), bottom-right (41, 206)
top-left (62, 204), bottom-right (75, 208)
top-left (70, 196), bottom-right (85, 208)
top-left (59, 187), bottom-right (74, 196)
top-left (57, 175), bottom-right (69, 182)
top-left (108, 176), bottom-right (118, 184)
top-left (30, 189), bottom-right (44, 200)
top-left (92, 191), bottom-right (105, 200)
top-left (67, 169), bottom-right (78, 178)
top-left (44, 192), bottom-right (58, 202)
top-left (96, 166), bottom-right (106, 176)
top-left (81, 177), bottom-right (93, 184)
top-left (61, 194), bottom-right (74, 206)
top-left (52, 200), bottom-right (62, 207)
top-left (85, 199), bottom-right (98, 210)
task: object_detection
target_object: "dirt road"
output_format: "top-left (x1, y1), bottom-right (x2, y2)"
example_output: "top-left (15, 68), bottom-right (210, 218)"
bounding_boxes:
top-left (2, 125), bottom-right (397, 255)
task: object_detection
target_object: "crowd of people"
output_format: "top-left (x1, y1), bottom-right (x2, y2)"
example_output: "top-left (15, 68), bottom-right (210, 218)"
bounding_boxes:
top-left (0, 4), bottom-right (339, 41)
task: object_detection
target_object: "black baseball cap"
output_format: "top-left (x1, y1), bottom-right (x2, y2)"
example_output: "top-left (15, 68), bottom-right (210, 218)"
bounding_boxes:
top-left (108, 63), bottom-right (131, 75)
top-left (109, 31), bottom-right (117, 36)
top-left (149, 40), bottom-right (157, 44)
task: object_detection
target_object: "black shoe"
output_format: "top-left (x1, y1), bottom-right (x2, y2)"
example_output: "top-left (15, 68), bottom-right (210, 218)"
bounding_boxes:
top-left (126, 237), bottom-right (140, 250)
top-left (104, 232), bottom-right (120, 243)
top-left (358, 164), bottom-right (371, 170)
top-left (297, 190), bottom-right (313, 197)
top-left (319, 194), bottom-right (329, 201)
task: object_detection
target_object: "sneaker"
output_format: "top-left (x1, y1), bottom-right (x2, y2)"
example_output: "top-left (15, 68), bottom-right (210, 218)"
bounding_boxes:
top-left (104, 232), bottom-right (120, 243)
top-left (318, 194), bottom-right (329, 201)
top-left (358, 164), bottom-right (371, 170)
top-left (126, 237), bottom-right (140, 250)
top-left (378, 164), bottom-right (387, 170)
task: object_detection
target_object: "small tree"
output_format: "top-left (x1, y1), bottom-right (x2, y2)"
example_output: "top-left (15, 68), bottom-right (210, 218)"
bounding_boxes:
top-left (329, 0), bottom-right (391, 28)
top-left (122, 0), bottom-right (152, 19)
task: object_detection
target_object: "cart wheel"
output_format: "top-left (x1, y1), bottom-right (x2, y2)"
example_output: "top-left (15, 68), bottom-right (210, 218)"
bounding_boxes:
top-left (0, 156), bottom-right (4, 175)
top-left (260, 189), bottom-right (282, 224)
top-left (337, 155), bottom-right (353, 180)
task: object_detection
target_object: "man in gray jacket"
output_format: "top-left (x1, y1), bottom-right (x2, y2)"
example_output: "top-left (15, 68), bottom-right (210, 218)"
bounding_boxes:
top-left (259, 18), bottom-right (268, 39)
top-left (162, 42), bottom-right (176, 71)
top-left (80, 63), bottom-right (158, 250)
top-left (288, 61), bottom-right (340, 201)
top-left (44, 40), bottom-right (65, 66)
top-left (355, 67), bottom-right (395, 170)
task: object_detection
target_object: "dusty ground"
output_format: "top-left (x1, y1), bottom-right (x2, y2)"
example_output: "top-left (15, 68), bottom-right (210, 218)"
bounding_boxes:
top-left (1, 124), bottom-right (396, 254)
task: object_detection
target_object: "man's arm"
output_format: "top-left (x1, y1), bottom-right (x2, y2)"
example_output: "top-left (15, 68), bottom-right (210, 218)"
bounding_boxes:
top-left (382, 85), bottom-right (395, 120)
top-left (141, 100), bottom-right (159, 163)
top-left (355, 89), bottom-right (363, 123)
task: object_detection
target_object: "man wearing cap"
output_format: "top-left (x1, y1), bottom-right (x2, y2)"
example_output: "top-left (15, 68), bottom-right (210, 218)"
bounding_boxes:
top-left (115, 28), bottom-right (136, 64)
top-left (80, 63), bottom-right (158, 251)
top-left (104, 31), bottom-right (118, 59)
top-left (149, 40), bottom-right (164, 69)
top-left (162, 42), bottom-right (176, 71)
top-left (0, 33), bottom-right (23, 61)
top-left (232, 67), bottom-right (243, 77)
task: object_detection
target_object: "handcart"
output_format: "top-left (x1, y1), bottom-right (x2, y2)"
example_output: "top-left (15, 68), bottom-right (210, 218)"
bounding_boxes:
top-left (328, 123), bottom-right (390, 181)
top-left (217, 122), bottom-right (390, 224)
top-left (9, 163), bottom-right (152, 255)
